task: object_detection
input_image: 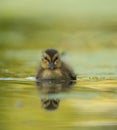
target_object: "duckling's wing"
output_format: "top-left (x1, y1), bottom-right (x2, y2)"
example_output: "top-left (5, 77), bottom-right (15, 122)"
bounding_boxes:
top-left (61, 62), bottom-right (76, 80)
top-left (36, 66), bottom-right (43, 80)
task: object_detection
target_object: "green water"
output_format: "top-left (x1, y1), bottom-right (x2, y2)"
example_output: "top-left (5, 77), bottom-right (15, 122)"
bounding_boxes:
top-left (0, 46), bottom-right (117, 130)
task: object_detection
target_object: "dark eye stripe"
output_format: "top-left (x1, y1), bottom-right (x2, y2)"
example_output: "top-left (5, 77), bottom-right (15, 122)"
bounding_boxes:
top-left (54, 57), bottom-right (58, 62)
top-left (44, 57), bottom-right (50, 62)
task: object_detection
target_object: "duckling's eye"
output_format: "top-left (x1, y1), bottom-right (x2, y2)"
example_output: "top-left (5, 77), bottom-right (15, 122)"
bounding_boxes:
top-left (44, 57), bottom-right (49, 62)
top-left (54, 57), bottom-right (58, 62)
top-left (44, 57), bottom-right (48, 60)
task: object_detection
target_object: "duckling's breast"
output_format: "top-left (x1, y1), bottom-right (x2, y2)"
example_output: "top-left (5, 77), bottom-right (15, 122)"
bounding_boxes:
top-left (41, 69), bottom-right (63, 79)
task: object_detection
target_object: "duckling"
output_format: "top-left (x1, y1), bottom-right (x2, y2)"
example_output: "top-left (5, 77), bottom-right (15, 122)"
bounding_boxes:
top-left (36, 49), bottom-right (76, 80)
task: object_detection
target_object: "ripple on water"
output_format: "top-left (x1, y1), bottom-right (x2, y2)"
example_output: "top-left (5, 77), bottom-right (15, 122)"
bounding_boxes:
top-left (0, 76), bottom-right (117, 130)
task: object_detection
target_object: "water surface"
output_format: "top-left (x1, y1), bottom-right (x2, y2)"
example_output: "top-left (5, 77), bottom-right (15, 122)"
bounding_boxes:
top-left (0, 48), bottom-right (117, 130)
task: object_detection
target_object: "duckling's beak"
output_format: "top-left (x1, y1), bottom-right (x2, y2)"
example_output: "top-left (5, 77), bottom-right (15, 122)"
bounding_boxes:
top-left (49, 62), bottom-right (55, 69)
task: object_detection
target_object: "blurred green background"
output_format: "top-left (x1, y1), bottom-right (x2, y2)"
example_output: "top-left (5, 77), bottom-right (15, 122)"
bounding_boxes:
top-left (0, 0), bottom-right (117, 78)
top-left (0, 0), bottom-right (117, 50)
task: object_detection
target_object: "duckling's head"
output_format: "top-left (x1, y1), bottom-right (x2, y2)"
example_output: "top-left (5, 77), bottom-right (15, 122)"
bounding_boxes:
top-left (41, 49), bottom-right (62, 69)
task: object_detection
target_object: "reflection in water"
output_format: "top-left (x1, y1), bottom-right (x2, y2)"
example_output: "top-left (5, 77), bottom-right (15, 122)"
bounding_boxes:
top-left (0, 78), bottom-right (117, 129)
top-left (41, 99), bottom-right (60, 110)
top-left (36, 79), bottom-right (76, 110)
